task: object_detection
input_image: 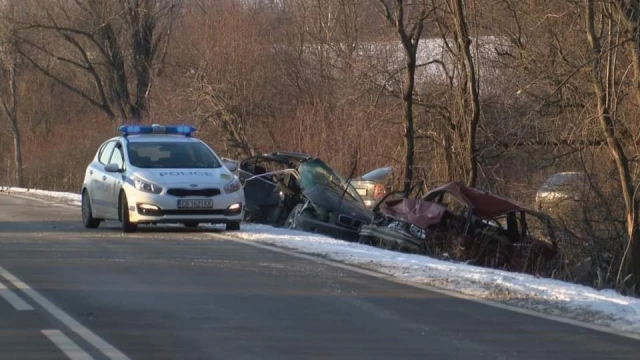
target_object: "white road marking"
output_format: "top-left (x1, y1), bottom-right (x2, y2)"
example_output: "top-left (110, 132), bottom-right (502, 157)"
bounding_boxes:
top-left (214, 234), bottom-right (640, 341)
top-left (0, 281), bottom-right (33, 310)
top-left (42, 329), bottom-right (94, 360)
top-left (0, 266), bottom-right (130, 360)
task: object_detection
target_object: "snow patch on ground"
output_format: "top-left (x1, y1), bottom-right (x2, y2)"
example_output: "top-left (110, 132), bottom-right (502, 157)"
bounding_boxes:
top-left (2, 187), bottom-right (639, 336)
top-left (0, 187), bottom-right (81, 206)
top-left (233, 224), bottom-right (640, 335)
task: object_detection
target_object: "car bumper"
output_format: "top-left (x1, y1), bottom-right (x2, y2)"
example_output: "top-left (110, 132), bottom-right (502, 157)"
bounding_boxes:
top-left (294, 215), bottom-right (364, 241)
top-left (359, 224), bottom-right (423, 249)
top-left (126, 189), bottom-right (245, 224)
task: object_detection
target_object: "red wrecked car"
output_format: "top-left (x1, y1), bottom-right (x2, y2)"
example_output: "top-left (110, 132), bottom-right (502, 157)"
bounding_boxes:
top-left (358, 182), bottom-right (559, 274)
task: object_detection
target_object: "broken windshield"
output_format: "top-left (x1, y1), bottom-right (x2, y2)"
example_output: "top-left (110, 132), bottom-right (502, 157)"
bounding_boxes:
top-left (298, 159), bottom-right (363, 203)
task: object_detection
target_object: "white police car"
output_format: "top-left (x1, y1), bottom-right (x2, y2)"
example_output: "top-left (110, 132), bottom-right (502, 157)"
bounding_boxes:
top-left (81, 124), bottom-right (244, 232)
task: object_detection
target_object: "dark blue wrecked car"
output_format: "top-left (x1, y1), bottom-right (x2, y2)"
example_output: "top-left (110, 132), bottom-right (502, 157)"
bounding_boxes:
top-left (239, 152), bottom-right (372, 241)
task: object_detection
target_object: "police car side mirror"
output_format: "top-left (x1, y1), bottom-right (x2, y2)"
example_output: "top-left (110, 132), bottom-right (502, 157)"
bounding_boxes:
top-left (104, 163), bottom-right (122, 173)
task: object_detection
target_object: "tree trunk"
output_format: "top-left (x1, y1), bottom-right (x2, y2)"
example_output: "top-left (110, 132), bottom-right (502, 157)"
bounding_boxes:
top-left (452, 0), bottom-right (480, 187)
top-left (130, 0), bottom-right (155, 123)
top-left (3, 12), bottom-right (22, 187)
top-left (12, 129), bottom-right (22, 187)
top-left (98, 23), bottom-right (131, 122)
top-left (614, 1), bottom-right (640, 104)
top-left (627, 39), bottom-right (640, 293)
top-left (614, 0), bottom-right (640, 289)
top-left (587, 0), bottom-right (640, 289)
top-left (402, 54), bottom-right (416, 195)
top-left (8, 63), bottom-right (22, 187)
top-left (376, 0), bottom-right (428, 196)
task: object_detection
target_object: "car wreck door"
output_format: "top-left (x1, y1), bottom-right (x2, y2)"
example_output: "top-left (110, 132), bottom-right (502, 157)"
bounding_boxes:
top-left (239, 158), bottom-right (287, 223)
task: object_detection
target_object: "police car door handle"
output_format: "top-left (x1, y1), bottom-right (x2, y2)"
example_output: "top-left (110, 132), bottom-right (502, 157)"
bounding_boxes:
top-left (89, 170), bottom-right (93, 175)
top-left (102, 176), bottom-right (107, 181)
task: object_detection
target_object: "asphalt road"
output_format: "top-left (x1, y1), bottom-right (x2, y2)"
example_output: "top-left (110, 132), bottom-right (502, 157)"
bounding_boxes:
top-left (0, 194), bottom-right (638, 359)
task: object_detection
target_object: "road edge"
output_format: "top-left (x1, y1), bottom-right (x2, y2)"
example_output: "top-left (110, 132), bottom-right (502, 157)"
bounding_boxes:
top-left (213, 233), bottom-right (640, 342)
top-left (4, 191), bottom-right (640, 341)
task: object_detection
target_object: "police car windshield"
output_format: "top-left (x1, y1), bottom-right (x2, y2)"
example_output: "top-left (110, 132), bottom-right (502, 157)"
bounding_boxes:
top-left (127, 142), bottom-right (222, 169)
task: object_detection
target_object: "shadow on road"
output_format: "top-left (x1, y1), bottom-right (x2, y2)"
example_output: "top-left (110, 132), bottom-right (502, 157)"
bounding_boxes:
top-left (0, 221), bottom-right (228, 234)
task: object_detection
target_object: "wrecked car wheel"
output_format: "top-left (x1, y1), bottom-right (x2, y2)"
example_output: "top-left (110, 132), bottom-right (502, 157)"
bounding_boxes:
top-left (285, 204), bottom-right (305, 230)
top-left (358, 235), bottom-right (374, 245)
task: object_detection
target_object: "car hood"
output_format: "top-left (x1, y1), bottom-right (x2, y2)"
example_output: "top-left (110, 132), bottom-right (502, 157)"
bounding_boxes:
top-left (130, 167), bottom-right (234, 186)
top-left (303, 185), bottom-right (371, 221)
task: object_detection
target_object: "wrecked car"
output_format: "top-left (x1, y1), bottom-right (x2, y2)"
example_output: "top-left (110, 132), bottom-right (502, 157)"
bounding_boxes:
top-left (239, 152), bottom-right (372, 241)
top-left (349, 166), bottom-right (392, 209)
top-left (359, 182), bottom-right (559, 274)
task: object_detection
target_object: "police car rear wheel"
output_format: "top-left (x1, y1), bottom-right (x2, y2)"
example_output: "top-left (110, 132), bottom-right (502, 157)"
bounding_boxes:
top-left (81, 191), bottom-right (100, 229)
top-left (119, 192), bottom-right (138, 233)
top-left (226, 221), bottom-right (240, 231)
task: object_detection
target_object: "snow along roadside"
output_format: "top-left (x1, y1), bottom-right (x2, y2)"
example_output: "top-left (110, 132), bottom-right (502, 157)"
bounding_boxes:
top-left (0, 186), bottom-right (81, 206)
top-left (230, 224), bottom-right (640, 337)
top-left (2, 186), bottom-right (639, 337)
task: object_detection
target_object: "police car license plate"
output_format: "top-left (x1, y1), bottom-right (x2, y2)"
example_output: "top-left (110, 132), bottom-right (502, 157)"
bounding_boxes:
top-left (177, 199), bottom-right (213, 209)
top-left (356, 188), bottom-right (367, 196)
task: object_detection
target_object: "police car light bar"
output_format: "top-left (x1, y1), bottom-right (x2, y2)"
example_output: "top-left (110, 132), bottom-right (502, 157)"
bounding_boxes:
top-left (118, 124), bottom-right (196, 137)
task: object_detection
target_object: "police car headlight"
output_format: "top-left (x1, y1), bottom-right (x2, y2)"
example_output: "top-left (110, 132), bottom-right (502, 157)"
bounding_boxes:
top-left (133, 177), bottom-right (163, 194)
top-left (223, 178), bottom-right (242, 194)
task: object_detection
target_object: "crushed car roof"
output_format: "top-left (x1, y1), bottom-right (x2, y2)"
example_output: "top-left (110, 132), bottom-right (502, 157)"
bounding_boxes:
top-left (424, 182), bottom-right (531, 219)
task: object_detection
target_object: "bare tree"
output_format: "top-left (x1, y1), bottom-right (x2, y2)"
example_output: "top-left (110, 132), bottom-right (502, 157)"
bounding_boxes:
top-left (426, 0), bottom-right (482, 187)
top-left (188, 72), bottom-right (257, 158)
top-left (450, 0), bottom-right (480, 187)
top-left (585, 0), bottom-right (639, 289)
top-left (614, 1), bottom-right (640, 104)
top-left (174, 0), bottom-right (286, 158)
top-left (376, 0), bottom-right (431, 194)
top-left (7, 0), bottom-right (181, 123)
top-left (0, 1), bottom-right (22, 186)
top-left (608, 0), bottom-right (640, 288)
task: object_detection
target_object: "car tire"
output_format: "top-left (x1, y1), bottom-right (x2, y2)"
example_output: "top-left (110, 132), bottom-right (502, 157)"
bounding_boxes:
top-left (284, 203), bottom-right (304, 230)
top-left (358, 235), bottom-right (374, 245)
top-left (119, 192), bottom-right (138, 233)
top-left (226, 221), bottom-right (240, 231)
top-left (183, 222), bottom-right (199, 228)
top-left (81, 190), bottom-right (100, 229)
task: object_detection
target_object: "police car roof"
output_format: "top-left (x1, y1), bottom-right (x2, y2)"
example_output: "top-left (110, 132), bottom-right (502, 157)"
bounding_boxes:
top-left (121, 135), bottom-right (200, 143)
